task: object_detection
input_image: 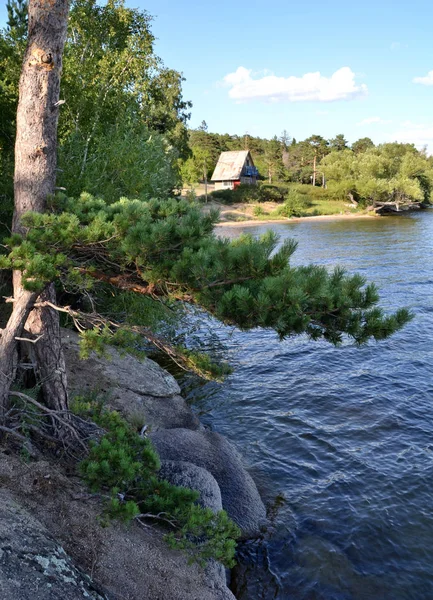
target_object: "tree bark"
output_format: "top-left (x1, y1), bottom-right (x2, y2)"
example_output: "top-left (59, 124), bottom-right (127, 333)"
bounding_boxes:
top-left (0, 291), bottom-right (38, 418)
top-left (24, 284), bottom-right (69, 410)
top-left (0, 0), bottom-right (70, 413)
top-left (347, 192), bottom-right (358, 207)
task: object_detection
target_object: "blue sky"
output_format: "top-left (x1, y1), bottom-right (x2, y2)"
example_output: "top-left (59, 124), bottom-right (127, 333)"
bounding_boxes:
top-left (2, 0), bottom-right (433, 148)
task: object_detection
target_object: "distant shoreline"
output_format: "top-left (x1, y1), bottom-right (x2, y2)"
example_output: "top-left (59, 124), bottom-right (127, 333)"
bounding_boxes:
top-left (215, 212), bottom-right (378, 227)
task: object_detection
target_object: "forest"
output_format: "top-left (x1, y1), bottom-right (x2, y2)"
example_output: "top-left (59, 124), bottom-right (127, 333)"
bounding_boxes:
top-left (183, 125), bottom-right (433, 212)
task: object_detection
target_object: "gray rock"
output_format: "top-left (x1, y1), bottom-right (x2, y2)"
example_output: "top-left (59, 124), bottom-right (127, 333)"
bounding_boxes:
top-left (0, 455), bottom-right (237, 600)
top-left (159, 460), bottom-right (223, 513)
top-left (150, 428), bottom-right (267, 537)
top-left (62, 330), bottom-right (201, 431)
top-left (157, 462), bottom-right (229, 593)
top-left (0, 490), bottom-right (106, 600)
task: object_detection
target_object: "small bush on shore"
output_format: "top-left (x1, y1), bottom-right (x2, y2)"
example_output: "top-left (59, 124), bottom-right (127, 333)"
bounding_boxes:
top-left (273, 190), bottom-right (312, 218)
top-left (73, 398), bottom-right (240, 567)
top-left (210, 183), bottom-right (288, 204)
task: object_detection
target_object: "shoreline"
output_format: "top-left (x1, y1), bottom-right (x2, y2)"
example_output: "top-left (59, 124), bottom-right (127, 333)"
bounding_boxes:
top-left (215, 212), bottom-right (378, 228)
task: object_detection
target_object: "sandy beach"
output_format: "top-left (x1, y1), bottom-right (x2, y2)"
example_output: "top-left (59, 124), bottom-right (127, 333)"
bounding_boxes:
top-left (214, 210), bottom-right (377, 228)
top-left (200, 200), bottom-right (378, 228)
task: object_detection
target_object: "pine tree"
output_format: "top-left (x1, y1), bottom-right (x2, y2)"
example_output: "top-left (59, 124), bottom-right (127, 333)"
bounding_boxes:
top-left (0, 0), bottom-right (413, 422)
top-left (0, 0), bottom-right (69, 414)
top-left (0, 192), bottom-right (412, 398)
top-left (6, 0), bottom-right (28, 42)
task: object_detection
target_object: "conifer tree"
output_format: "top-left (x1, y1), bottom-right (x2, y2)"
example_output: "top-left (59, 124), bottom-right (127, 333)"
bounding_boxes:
top-left (0, 0), bottom-right (69, 414)
top-left (6, 0), bottom-right (28, 42)
top-left (0, 0), bottom-right (412, 424)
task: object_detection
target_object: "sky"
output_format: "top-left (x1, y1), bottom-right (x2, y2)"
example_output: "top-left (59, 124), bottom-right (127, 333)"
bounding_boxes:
top-left (2, 0), bottom-right (433, 149)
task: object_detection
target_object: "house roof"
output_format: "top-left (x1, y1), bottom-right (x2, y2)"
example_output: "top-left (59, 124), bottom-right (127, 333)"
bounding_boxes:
top-left (211, 150), bottom-right (252, 181)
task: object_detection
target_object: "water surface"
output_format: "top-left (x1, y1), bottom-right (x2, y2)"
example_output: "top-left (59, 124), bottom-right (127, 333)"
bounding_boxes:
top-left (184, 211), bottom-right (433, 600)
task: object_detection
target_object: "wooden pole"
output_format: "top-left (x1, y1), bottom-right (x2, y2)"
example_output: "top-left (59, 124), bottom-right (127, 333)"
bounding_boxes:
top-left (312, 153), bottom-right (316, 186)
top-left (204, 157), bottom-right (208, 203)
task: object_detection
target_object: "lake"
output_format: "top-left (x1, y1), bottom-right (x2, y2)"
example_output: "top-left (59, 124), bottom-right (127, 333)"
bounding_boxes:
top-left (183, 210), bottom-right (433, 600)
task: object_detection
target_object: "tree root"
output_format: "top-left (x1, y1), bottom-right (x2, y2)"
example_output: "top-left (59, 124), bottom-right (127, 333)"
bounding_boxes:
top-left (0, 391), bottom-right (103, 461)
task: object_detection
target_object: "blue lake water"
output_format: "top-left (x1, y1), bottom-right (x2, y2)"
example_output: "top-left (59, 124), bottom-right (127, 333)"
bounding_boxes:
top-left (183, 211), bottom-right (433, 600)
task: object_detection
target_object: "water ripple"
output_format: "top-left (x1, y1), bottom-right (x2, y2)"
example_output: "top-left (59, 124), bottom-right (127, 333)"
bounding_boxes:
top-left (185, 212), bottom-right (433, 600)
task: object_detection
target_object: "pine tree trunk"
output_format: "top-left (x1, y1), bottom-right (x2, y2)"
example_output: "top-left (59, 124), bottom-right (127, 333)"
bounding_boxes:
top-left (0, 0), bottom-right (70, 414)
top-left (0, 290), bottom-right (38, 418)
top-left (24, 284), bottom-right (69, 410)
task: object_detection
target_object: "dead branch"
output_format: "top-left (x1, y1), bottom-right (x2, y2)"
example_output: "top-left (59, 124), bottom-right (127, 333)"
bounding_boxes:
top-left (77, 268), bottom-right (160, 297)
top-left (9, 391), bottom-right (88, 452)
top-left (135, 512), bottom-right (178, 529)
top-left (0, 424), bottom-right (30, 443)
top-left (0, 425), bottom-right (36, 456)
top-left (15, 334), bottom-right (44, 344)
top-left (33, 301), bottom-right (215, 379)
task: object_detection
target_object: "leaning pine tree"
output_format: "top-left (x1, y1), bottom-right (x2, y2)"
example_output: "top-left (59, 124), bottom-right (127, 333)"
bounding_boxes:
top-left (0, 0), bottom-right (411, 423)
top-left (0, 0), bottom-right (69, 414)
top-left (1, 193), bottom-right (412, 399)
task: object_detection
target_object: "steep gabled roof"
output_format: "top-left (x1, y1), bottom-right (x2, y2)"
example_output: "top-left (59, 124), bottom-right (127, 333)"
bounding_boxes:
top-left (211, 150), bottom-right (252, 181)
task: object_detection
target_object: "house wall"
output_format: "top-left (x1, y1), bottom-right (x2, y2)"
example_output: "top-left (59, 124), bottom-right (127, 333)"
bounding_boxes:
top-left (214, 177), bottom-right (257, 190)
top-left (215, 180), bottom-right (236, 191)
top-left (240, 176), bottom-right (257, 186)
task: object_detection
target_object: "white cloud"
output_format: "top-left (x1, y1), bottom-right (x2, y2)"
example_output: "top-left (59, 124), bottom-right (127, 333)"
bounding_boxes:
top-left (413, 70), bottom-right (433, 85)
top-left (357, 116), bottom-right (392, 126)
top-left (222, 66), bottom-right (368, 103)
top-left (391, 122), bottom-right (433, 153)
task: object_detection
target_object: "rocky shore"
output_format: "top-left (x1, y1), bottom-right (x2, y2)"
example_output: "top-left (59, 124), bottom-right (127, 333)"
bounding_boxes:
top-left (0, 330), bottom-right (267, 599)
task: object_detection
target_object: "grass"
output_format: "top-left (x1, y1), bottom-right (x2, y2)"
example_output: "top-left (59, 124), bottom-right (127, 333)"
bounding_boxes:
top-left (205, 182), bottom-right (367, 223)
top-left (302, 198), bottom-right (359, 216)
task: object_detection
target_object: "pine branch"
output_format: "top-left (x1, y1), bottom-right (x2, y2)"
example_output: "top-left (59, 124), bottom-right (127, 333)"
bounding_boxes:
top-left (77, 268), bottom-right (161, 297)
top-left (33, 301), bottom-right (218, 379)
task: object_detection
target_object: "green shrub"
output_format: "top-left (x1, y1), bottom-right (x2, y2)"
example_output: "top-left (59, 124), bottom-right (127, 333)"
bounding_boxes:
top-left (274, 190), bottom-right (312, 217)
top-left (211, 182), bottom-right (298, 205)
top-left (253, 205), bottom-right (265, 217)
top-left (185, 189), bottom-right (197, 203)
top-left (210, 189), bottom-right (235, 203)
top-left (74, 398), bottom-right (240, 567)
top-left (258, 184), bottom-right (287, 202)
top-left (210, 184), bottom-right (261, 204)
top-left (233, 184), bottom-right (261, 203)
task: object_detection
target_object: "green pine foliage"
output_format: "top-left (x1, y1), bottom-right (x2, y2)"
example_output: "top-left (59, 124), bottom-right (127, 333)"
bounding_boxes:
top-left (0, 192), bottom-right (412, 349)
top-left (73, 399), bottom-right (240, 567)
top-left (165, 505), bottom-right (239, 567)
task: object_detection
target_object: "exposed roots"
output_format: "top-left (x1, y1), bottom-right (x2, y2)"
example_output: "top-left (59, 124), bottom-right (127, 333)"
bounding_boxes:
top-left (1, 390), bottom-right (103, 461)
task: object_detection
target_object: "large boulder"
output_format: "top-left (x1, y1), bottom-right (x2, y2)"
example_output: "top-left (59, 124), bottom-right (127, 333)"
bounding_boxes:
top-left (62, 330), bottom-right (201, 431)
top-left (159, 460), bottom-right (223, 513)
top-left (158, 460), bottom-right (229, 593)
top-left (150, 429), bottom-right (267, 537)
top-left (0, 491), bottom-right (106, 600)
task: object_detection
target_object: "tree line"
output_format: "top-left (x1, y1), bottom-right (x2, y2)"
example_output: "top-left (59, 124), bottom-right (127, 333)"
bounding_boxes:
top-left (183, 125), bottom-right (433, 208)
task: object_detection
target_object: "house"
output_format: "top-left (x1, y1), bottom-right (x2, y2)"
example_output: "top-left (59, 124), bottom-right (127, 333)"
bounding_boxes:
top-left (211, 150), bottom-right (258, 191)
